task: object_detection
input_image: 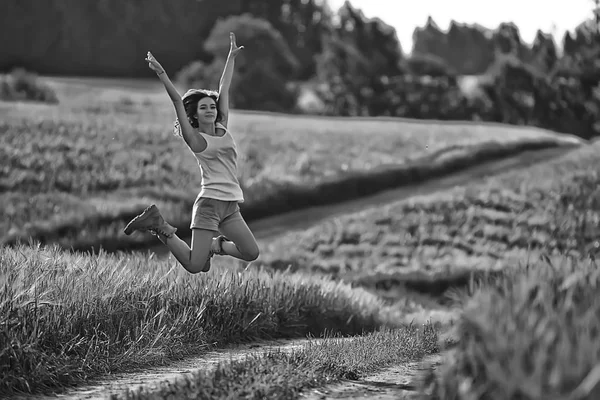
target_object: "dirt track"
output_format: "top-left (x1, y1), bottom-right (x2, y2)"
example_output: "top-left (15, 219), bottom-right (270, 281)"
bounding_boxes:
top-left (9, 338), bottom-right (443, 400)
top-left (300, 354), bottom-right (442, 400)
top-left (8, 339), bottom-right (319, 400)
top-left (249, 145), bottom-right (576, 240)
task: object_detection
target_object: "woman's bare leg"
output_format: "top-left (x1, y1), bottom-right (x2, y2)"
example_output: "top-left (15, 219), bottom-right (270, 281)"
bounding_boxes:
top-left (217, 214), bottom-right (260, 262)
top-left (162, 229), bottom-right (214, 273)
top-left (123, 205), bottom-right (215, 273)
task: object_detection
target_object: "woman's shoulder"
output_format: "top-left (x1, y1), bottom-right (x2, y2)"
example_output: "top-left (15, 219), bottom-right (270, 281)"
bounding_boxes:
top-left (215, 122), bottom-right (229, 131)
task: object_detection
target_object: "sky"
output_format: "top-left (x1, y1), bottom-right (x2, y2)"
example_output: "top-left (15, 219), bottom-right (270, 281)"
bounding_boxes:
top-left (326, 0), bottom-right (594, 52)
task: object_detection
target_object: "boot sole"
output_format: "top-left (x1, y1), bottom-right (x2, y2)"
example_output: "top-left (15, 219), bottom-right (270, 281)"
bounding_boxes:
top-left (123, 206), bottom-right (158, 235)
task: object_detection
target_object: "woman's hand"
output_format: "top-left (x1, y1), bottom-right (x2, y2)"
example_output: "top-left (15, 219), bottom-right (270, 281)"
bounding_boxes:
top-left (145, 51), bottom-right (165, 75)
top-left (229, 32), bottom-right (244, 57)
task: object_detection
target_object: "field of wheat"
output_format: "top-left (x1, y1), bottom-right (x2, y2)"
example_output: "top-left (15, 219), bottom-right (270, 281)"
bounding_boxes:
top-left (0, 77), bottom-right (577, 251)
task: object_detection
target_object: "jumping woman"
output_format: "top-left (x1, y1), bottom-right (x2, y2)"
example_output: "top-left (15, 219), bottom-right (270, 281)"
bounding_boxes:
top-left (124, 32), bottom-right (260, 273)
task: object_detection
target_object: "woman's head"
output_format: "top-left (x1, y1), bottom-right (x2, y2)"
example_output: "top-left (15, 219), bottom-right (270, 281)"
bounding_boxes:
top-left (183, 88), bottom-right (222, 126)
top-left (173, 89), bottom-right (222, 136)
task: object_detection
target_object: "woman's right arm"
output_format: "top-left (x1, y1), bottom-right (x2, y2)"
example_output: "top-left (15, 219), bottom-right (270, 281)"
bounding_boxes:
top-left (146, 52), bottom-right (207, 153)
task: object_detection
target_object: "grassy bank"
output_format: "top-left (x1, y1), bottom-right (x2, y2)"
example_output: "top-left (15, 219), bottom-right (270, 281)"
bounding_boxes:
top-left (0, 243), bottom-right (404, 396)
top-left (111, 326), bottom-right (438, 400)
top-left (1, 76), bottom-right (581, 253)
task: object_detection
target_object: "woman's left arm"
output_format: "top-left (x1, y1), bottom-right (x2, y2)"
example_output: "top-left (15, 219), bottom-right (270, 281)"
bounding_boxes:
top-left (218, 32), bottom-right (244, 127)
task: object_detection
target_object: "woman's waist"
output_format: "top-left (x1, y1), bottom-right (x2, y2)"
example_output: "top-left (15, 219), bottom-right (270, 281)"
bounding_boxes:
top-left (198, 183), bottom-right (244, 202)
top-left (200, 176), bottom-right (242, 188)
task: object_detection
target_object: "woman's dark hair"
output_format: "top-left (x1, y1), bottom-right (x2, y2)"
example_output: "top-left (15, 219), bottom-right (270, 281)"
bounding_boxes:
top-left (173, 88), bottom-right (223, 136)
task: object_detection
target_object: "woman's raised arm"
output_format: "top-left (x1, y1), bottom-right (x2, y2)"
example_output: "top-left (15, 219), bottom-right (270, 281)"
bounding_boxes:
top-left (145, 51), bottom-right (207, 153)
top-left (217, 32), bottom-right (244, 127)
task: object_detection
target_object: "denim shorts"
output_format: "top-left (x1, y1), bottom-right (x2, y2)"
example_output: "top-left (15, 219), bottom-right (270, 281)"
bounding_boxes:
top-left (190, 197), bottom-right (242, 231)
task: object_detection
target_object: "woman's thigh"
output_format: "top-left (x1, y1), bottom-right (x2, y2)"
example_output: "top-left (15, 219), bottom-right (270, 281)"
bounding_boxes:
top-left (219, 213), bottom-right (259, 259)
top-left (190, 228), bottom-right (215, 266)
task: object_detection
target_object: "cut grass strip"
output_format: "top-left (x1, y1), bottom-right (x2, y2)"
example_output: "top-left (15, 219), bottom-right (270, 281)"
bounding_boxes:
top-left (111, 325), bottom-right (438, 400)
top-left (0, 243), bottom-right (401, 396)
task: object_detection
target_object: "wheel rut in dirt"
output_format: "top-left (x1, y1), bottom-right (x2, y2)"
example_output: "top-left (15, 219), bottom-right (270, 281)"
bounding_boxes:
top-left (7, 338), bottom-right (318, 400)
top-left (299, 354), bottom-right (442, 400)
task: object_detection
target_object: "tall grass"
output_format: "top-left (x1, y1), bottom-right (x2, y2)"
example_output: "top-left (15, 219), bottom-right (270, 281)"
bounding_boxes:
top-left (422, 255), bottom-right (600, 400)
top-left (0, 243), bottom-right (399, 396)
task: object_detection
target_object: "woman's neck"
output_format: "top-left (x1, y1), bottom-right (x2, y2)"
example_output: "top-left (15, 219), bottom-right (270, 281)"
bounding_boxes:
top-left (198, 121), bottom-right (215, 135)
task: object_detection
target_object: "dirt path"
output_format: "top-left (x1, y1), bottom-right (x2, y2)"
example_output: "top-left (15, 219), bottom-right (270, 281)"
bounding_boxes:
top-left (300, 354), bottom-right (442, 400)
top-left (8, 338), bottom-right (321, 400)
top-left (248, 145), bottom-right (576, 241)
top-left (10, 338), bottom-right (442, 400)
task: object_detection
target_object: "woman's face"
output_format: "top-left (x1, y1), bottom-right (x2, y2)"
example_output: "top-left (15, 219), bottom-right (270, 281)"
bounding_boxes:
top-left (196, 97), bottom-right (217, 124)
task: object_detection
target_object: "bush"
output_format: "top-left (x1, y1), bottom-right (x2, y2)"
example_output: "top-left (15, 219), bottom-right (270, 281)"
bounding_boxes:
top-left (175, 59), bottom-right (222, 90)
top-left (0, 68), bottom-right (58, 104)
top-left (177, 14), bottom-right (300, 113)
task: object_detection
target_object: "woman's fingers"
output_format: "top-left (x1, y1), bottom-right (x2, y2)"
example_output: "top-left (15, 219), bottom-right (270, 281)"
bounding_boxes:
top-left (145, 51), bottom-right (159, 68)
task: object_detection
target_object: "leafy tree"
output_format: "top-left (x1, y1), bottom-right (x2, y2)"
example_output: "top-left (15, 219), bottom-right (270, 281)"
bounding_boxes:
top-left (179, 13), bottom-right (300, 112)
top-left (238, 0), bottom-right (334, 79)
top-left (530, 30), bottom-right (558, 74)
top-left (405, 53), bottom-right (456, 77)
top-left (316, 1), bottom-right (404, 116)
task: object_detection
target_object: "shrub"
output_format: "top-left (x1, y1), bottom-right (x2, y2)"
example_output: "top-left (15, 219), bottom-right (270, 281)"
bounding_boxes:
top-left (0, 68), bottom-right (58, 104)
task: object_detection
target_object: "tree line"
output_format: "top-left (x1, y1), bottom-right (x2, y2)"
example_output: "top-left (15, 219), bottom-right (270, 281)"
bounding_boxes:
top-left (2, 0), bottom-right (600, 138)
top-left (0, 0), bottom-right (332, 79)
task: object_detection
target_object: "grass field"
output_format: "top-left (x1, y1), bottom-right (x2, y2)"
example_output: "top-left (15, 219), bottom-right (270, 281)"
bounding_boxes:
top-left (2, 76), bottom-right (598, 398)
top-left (1, 76), bottom-right (580, 253)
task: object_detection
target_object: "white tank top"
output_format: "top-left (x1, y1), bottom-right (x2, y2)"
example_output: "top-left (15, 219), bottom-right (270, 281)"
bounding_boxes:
top-left (191, 123), bottom-right (244, 203)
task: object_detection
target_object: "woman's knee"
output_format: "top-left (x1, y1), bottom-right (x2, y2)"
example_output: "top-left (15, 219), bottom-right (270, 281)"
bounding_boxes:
top-left (242, 243), bottom-right (260, 261)
top-left (185, 252), bottom-right (211, 274)
top-left (187, 228), bottom-right (215, 273)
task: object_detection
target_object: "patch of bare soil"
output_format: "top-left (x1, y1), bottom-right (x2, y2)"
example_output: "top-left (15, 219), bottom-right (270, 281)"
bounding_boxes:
top-left (299, 354), bottom-right (442, 400)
